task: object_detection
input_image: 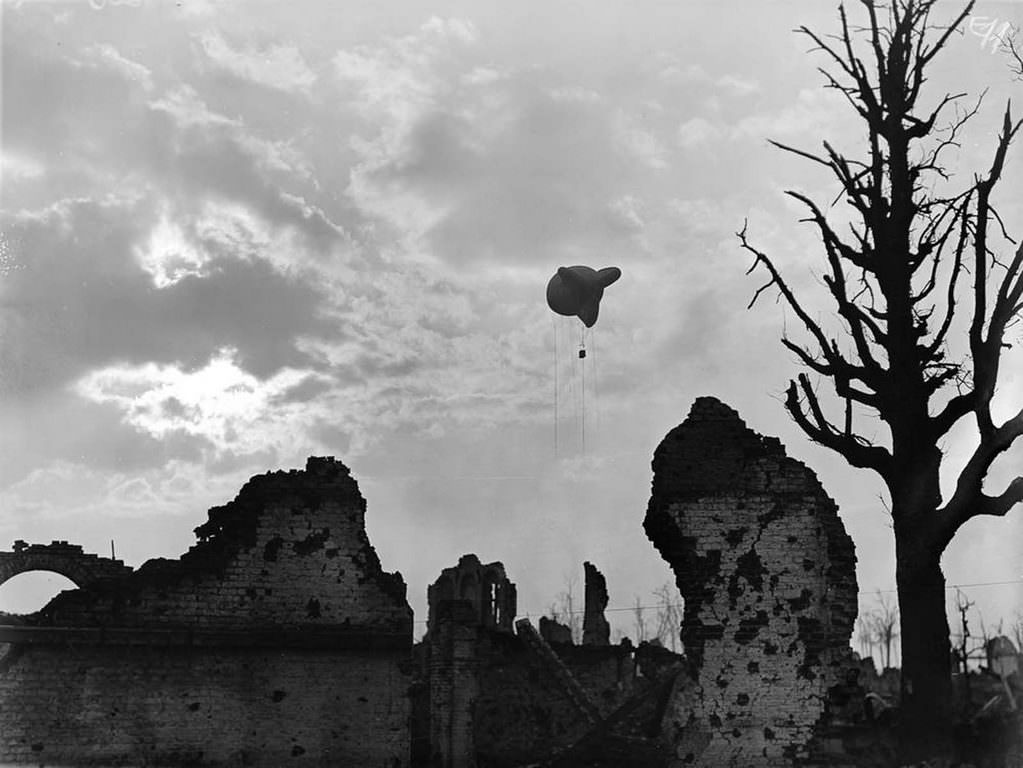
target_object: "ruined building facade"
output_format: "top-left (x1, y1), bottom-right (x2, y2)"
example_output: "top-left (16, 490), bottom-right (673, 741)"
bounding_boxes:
top-left (419, 557), bottom-right (649, 767)
top-left (426, 554), bottom-right (517, 635)
top-left (645, 397), bottom-right (859, 766)
top-left (0, 457), bottom-right (412, 767)
top-left (0, 396), bottom-right (864, 766)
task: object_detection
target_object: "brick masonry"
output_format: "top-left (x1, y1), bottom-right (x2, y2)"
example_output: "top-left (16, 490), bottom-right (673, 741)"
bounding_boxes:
top-left (421, 558), bottom-right (644, 767)
top-left (582, 561), bottom-right (610, 647)
top-left (0, 541), bottom-right (133, 589)
top-left (644, 397), bottom-right (858, 767)
top-left (426, 554), bottom-right (517, 636)
top-left (0, 457), bottom-right (413, 767)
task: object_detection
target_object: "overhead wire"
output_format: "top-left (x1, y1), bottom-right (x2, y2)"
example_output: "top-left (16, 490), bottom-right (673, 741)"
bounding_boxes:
top-left (410, 577), bottom-right (1022, 624)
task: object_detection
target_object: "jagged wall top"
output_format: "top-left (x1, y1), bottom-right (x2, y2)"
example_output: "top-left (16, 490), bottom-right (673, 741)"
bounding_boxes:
top-left (37, 457), bottom-right (411, 636)
top-left (648, 396), bottom-right (835, 507)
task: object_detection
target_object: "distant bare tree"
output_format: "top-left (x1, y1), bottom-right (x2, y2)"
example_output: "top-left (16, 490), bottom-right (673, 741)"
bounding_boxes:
top-left (548, 601), bottom-right (563, 624)
top-left (546, 570), bottom-right (583, 643)
top-left (1011, 611), bottom-right (1023, 653)
top-left (1007, 28), bottom-right (1022, 78)
top-left (952, 588), bottom-right (976, 676)
top-left (652, 582), bottom-right (683, 652)
top-left (869, 590), bottom-right (900, 669)
top-left (856, 611), bottom-right (877, 665)
top-left (953, 588), bottom-right (979, 710)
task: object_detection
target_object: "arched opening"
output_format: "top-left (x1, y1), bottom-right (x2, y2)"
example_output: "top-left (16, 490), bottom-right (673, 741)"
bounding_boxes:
top-left (458, 573), bottom-right (479, 617)
top-left (0, 571), bottom-right (79, 616)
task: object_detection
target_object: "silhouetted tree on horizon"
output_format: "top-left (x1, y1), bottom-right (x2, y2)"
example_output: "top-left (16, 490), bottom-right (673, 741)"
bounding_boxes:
top-left (869, 590), bottom-right (900, 670)
top-left (741, 0), bottom-right (1023, 758)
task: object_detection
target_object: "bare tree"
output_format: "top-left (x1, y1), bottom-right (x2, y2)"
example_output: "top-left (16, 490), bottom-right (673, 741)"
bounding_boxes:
top-left (953, 589), bottom-right (977, 709)
top-left (741, 0), bottom-right (1023, 755)
top-left (652, 582), bottom-right (683, 652)
top-left (869, 590), bottom-right (901, 669)
top-left (1011, 610), bottom-right (1023, 653)
top-left (1006, 27), bottom-right (1023, 79)
top-left (856, 612), bottom-right (876, 665)
top-left (547, 570), bottom-right (583, 643)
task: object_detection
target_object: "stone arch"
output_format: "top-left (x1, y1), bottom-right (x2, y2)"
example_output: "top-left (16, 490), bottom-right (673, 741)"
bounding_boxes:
top-left (0, 541), bottom-right (133, 592)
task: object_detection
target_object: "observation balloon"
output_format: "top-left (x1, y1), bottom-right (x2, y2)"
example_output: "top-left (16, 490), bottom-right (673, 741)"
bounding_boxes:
top-left (545, 266), bottom-right (621, 328)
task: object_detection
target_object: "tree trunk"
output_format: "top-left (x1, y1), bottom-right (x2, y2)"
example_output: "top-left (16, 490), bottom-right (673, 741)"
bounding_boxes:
top-left (895, 531), bottom-right (954, 761)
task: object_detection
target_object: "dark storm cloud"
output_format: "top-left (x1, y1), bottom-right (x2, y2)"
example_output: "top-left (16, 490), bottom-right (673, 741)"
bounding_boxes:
top-left (0, 199), bottom-right (338, 398)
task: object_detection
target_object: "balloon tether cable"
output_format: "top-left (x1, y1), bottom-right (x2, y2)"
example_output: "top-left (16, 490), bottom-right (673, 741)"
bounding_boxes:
top-left (552, 315), bottom-right (559, 459)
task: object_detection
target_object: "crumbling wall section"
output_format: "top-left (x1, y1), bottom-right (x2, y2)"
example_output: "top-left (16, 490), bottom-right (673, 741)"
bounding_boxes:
top-left (473, 632), bottom-right (627, 767)
top-left (0, 646), bottom-right (408, 765)
top-left (0, 541), bottom-right (133, 589)
top-left (428, 601), bottom-right (482, 768)
top-left (540, 615), bottom-right (574, 646)
top-left (644, 397), bottom-right (858, 767)
top-left (0, 457), bottom-right (412, 767)
top-left (36, 457), bottom-right (409, 632)
top-left (424, 557), bottom-right (642, 767)
top-left (427, 554), bottom-right (517, 636)
top-left (582, 561), bottom-right (610, 647)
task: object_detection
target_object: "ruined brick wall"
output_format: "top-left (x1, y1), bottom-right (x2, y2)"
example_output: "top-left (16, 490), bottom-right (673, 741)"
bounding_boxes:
top-left (0, 457), bottom-right (412, 767)
top-left (582, 561), bottom-right (610, 647)
top-left (424, 610), bottom-right (592, 768)
top-left (423, 556), bottom-right (640, 767)
top-left (427, 554), bottom-right (517, 636)
top-left (473, 632), bottom-right (602, 767)
top-left (554, 644), bottom-right (637, 716)
top-left (427, 600), bottom-right (484, 768)
top-left (0, 646), bottom-right (408, 765)
top-left (644, 398), bottom-right (858, 767)
top-left (0, 541), bottom-right (133, 589)
top-left (38, 457), bottom-right (410, 632)
top-left (539, 615), bottom-right (574, 645)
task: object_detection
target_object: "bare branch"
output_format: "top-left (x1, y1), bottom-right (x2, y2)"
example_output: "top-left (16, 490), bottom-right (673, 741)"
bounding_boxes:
top-left (974, 477), bottom-right (1023, 519)
top-left (937, 405), bottom-right (1023, 544)
top-left (785, 374), bottom-right (892, 477)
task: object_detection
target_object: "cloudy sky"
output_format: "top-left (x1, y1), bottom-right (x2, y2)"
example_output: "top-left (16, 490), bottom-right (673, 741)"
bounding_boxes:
top-left (1, 0), bottom-right (1021, 645)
